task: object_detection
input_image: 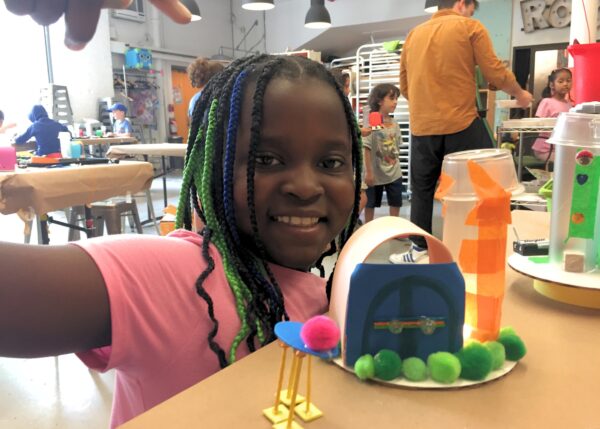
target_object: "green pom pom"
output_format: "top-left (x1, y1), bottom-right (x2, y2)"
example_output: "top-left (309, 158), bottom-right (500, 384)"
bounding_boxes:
top-left (354, 354), bottom-right (375, 381)
top-left (456, 342), bottom-right (493, 380)
top-left (401, 357), bottom-right (428, 381)
top-left (427, 352), bottom-right (461, 384)
top-left (499, 326), bottom-right (517, 337)
top-left (485, 341), bottom-right (506, 370)
top-left (497, 334), bottom-right (527, 361)
top-left (373, 349), bottom-right (402, 381)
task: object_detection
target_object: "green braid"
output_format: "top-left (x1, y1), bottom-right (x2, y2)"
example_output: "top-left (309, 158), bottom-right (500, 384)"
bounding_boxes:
top-left (196, 100), bottom-right (261, 362)
top-left (175, 131), bottom-right (202, 229)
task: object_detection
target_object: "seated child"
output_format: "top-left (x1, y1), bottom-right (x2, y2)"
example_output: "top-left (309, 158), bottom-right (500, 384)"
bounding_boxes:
top-left (13, 105), bottom-right (68, 156)
top-left (108, 102), bottom-right (133, 137)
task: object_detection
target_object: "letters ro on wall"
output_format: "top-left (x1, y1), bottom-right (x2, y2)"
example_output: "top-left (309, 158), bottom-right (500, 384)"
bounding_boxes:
top-left (520, 0), bottom-right (572, 33)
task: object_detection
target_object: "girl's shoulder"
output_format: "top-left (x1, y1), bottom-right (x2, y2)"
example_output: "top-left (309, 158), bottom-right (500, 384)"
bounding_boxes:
top-left (536, 97), bottom-right (569, 117)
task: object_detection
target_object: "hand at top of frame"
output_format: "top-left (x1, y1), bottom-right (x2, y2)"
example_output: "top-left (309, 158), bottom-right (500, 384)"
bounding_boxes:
top-left (3, 0), bottom-right (192, 50)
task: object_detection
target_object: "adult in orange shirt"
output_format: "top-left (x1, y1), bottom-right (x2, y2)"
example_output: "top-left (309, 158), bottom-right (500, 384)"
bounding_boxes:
top-left (390, 0), bottom-right (532, 264)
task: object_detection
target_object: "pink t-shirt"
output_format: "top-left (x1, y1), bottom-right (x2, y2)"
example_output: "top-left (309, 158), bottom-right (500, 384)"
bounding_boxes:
top-left (72, 230), bottom-right (328, 428)
top-left (532, 97), bottom-right (573, 154)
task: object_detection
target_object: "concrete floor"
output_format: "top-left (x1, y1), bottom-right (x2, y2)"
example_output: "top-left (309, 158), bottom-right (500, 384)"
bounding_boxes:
top-left (0, 170), bottom-right (442, 429)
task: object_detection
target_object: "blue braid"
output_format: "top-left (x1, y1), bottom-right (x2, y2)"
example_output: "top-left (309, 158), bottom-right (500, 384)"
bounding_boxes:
top-left (223, 70), bottom-right (248, 246)
top-left (223, 70), bottom-right (287, 334)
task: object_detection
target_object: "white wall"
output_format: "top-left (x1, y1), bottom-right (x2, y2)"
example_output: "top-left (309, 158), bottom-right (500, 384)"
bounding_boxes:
top-left (109, 0), bottom-right (267, 59)
top-left (230, 0), bottom-right (268, 58)
top-left (0, 7), bottom-right (113, 130)
top-left (265, 0), bottom-right (426, 53)
top-left (0, 8), bottom-right (47, 126)
top-left (50, 12), bottom-right (115, 122)
top-left (512, 0), bottom-right (574, 47)
top-left (108, 0), bottom-right (269, 142)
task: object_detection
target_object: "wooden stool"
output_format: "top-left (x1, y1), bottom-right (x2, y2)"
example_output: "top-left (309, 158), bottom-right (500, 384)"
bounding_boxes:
top-left (91, 198), bottom-right (143, 235)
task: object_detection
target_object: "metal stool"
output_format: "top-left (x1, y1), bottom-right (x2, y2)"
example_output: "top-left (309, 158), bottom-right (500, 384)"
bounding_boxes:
top-left (91, 198), bottom-right (143, 235)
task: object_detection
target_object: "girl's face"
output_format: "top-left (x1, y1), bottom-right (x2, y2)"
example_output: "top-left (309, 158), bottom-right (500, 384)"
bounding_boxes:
top-left (234, 77), bottom-right (355, 270)
top-left (551, 70), bottom-right (572, 97)
top-left (380, 92), bottom-right (398, 115)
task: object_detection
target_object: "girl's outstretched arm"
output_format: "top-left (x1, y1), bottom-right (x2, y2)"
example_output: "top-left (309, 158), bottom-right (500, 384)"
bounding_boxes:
top-left (0, 242), bottom-right (111, 358)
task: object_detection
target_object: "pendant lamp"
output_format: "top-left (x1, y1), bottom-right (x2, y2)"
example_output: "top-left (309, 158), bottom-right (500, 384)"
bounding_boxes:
top-left (181, 0), bottom-right (202, 21)
top-left (424, 0), bottom-right (438, 13)
top-left (242, 0), bottom-right (275, 11)
top-left (305, 0), bottom-right (331, 29)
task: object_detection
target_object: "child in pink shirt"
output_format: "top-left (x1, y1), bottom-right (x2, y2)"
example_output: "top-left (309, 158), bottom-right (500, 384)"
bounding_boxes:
top-left (532, 68), bottom-right (573, 162)
top-left (0, 55), bottom-right (363, 428)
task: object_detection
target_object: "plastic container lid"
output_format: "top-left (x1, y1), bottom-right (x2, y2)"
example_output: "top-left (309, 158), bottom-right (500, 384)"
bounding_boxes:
top-left (440, 148), bottom-right (524, 201)
top-left (548, 103), bottom-right (600, 148)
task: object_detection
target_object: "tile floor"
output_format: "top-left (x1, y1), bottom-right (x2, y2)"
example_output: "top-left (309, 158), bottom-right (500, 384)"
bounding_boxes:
top-left (0, 170), bottom-right (442, 428)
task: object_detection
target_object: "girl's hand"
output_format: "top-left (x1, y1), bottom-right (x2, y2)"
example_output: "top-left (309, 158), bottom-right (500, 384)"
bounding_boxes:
top-left (365, 172), bottom-right (374, 188)
top-left (361, 127), bottom-right (372, 137)
top-left (3, 0), bottom-right (191, 50)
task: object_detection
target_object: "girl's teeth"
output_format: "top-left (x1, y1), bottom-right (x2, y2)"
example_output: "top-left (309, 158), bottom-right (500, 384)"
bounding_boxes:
top-left (276, 216), bottom-right (319, 226)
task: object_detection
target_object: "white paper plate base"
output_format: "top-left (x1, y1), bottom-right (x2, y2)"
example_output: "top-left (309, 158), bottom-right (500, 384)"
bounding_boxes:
top-left (332, 357), bottom-right (518, 389)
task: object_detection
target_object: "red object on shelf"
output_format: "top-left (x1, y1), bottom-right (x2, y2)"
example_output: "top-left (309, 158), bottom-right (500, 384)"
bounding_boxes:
top-left (568, 42), bottom-right (600, 104)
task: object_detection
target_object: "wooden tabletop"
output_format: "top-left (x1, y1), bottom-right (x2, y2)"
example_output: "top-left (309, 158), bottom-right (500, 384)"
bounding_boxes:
top-left (106, 143), bottom-right (187, 159)
top-left (0, 161), bottom-right (153, 215)
top-left (121, 211), bottom-right (600, 429)
top-left (76, 136), bottom-right (138, 146)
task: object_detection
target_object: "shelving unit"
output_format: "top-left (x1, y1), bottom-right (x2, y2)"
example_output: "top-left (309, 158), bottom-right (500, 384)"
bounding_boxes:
top-left (40, 84), bottom-right (73, 126)
top-left (496, 122), bottom-right (555, 181)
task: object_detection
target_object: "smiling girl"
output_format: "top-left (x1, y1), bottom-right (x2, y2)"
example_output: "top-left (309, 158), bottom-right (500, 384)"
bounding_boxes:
top-left (0, 54), bottom-right (362, 428)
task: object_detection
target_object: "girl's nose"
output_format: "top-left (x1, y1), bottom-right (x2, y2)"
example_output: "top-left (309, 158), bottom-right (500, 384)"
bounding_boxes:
top-left (281, 165), bottom-right (325, 200)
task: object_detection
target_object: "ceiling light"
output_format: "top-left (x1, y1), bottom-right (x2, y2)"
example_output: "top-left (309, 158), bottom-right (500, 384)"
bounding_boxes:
top-left (305, 0), bottom-right (331, 29)
top-left (181, 0), bottom-right (202, 21)
top-left (242, 0), bottom-right (275, 11)
top-left (424, 0), bottom-right (438, 13)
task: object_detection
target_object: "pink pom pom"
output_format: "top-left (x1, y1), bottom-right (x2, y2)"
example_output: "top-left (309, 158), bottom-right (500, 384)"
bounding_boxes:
top-left (300, 315), bottom-right (340, 351)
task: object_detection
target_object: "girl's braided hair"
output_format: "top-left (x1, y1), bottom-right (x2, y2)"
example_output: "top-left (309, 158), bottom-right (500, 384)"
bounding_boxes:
top-left (175, 54), bottom-right (362, 368)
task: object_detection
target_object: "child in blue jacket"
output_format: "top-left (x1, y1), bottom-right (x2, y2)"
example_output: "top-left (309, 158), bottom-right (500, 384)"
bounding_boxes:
top-left (14, 105), bottom-right (69, 156)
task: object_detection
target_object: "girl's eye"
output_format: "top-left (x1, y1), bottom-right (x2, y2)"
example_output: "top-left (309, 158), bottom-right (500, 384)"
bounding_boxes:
top-left (321, 158), bottom-right (344, 169)
top-left (255, 154), bottom-right (281, 166)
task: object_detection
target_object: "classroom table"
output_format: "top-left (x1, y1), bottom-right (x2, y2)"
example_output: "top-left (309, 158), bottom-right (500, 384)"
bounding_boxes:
top-left (106, 143), bottom-right (187, 207)
top-left (77, 136), bottom-right (138, 157)
top-left (0, 161), bottom-right (153, 242)
top-left (120, 210), bottom-right (600, 429)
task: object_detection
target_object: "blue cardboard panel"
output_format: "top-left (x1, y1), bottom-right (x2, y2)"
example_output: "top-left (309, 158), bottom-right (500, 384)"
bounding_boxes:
top-left (344, 263), bottom-right (465, 366)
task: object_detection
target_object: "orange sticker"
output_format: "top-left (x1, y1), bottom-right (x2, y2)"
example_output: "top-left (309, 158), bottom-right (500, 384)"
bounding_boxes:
top-left (571, 212), bottom-right (585, 224)
top-left (458, 236), bottom-right (506, 274)
top-left (464, 161), bottom-right (512, 226)
top-left (435, 172), bottom-right (456, 217)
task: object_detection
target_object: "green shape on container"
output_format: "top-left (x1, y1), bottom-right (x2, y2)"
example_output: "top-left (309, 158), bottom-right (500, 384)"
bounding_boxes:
top-left (568, 154), bottom-right (600, 239)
